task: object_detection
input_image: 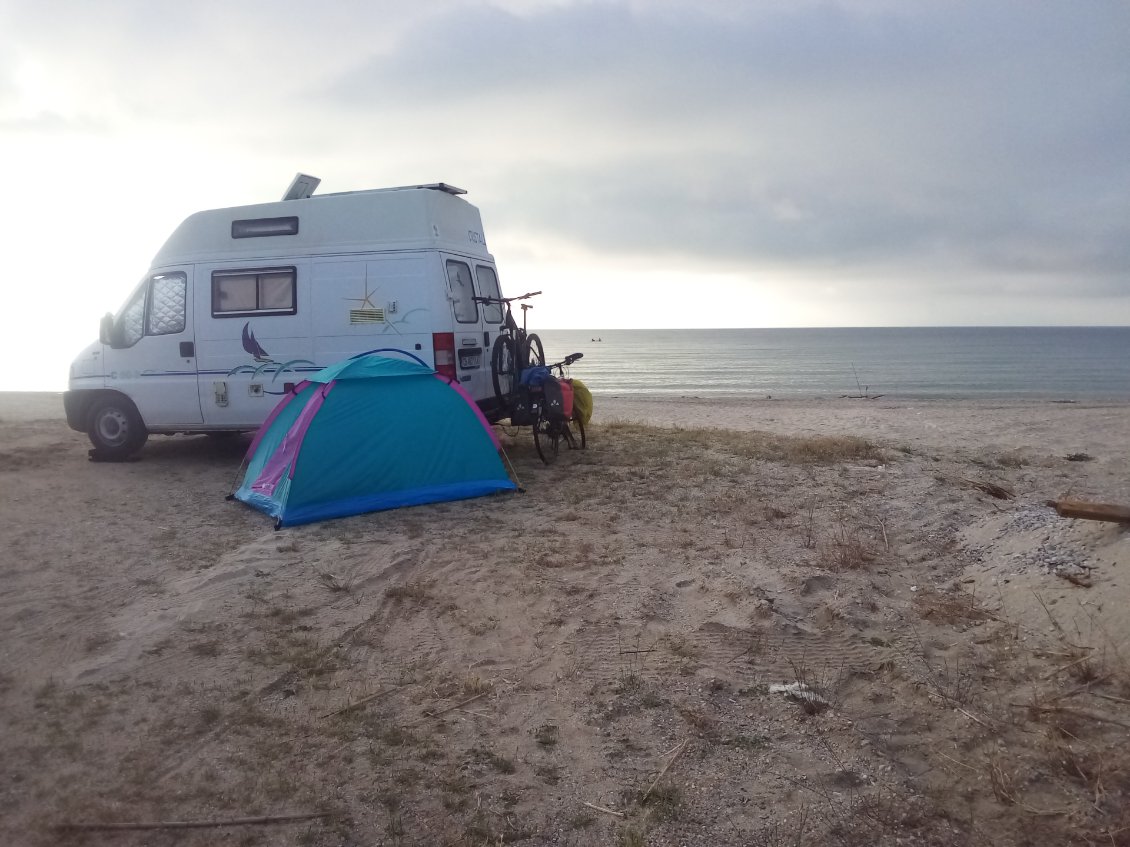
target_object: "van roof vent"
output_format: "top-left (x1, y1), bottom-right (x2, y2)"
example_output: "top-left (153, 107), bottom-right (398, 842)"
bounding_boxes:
top-left (282, 173), bottom-right (321, 201)
top-left (422, 183), bottom-right (467, 195)
top-left (376, 183), bottom-right (467, 195)
top-left (299, 182), bottom-right (469, 200)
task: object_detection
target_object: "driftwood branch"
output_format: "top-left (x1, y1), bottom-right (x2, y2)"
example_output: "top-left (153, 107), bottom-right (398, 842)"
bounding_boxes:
top-left (56, 812), bottom-right (329, 832)
top-left (1047, 499), bottom-right (1130, 524)
top-left (940, 474), bottom-right (1014, 500)
top-left (1022, 704), bottom-right (1130, 730)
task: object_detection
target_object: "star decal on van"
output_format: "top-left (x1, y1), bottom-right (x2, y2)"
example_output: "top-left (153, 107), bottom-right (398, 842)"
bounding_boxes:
top-left (344, 281), bottom-right (379, 310)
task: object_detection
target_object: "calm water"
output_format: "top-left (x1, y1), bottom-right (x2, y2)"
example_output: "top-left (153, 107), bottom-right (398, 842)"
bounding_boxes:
top-left (534, 327), bottom-right (1130, 400)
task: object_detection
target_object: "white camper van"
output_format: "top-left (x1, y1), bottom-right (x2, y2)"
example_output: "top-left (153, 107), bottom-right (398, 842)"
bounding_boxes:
top-left (65, 176), bottom-right (511, 459)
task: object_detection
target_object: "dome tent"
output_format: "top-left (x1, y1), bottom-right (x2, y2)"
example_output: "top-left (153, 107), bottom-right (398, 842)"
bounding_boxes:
top-left (232, 352), bottom-right (516, 527)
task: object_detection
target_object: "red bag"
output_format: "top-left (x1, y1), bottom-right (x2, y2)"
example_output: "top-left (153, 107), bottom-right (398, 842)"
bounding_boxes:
top-left (559, 379), bottom-right (574, 419)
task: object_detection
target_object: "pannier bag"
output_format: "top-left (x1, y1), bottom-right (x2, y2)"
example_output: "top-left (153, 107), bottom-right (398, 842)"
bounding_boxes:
top-left (520, 366), bottom-right (551, 386)
top-left (558, 380), bottom-right (574, 419)
top-left (510, 385), bottom-right (538, 426)
top-left (570, 378), bottom-right (593, 425)
top-left (541, 376), bottom-right (568, 422)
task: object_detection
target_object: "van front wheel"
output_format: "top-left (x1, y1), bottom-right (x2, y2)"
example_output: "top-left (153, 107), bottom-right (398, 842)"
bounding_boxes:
top-left (88, 397), bottom-right (148, 460)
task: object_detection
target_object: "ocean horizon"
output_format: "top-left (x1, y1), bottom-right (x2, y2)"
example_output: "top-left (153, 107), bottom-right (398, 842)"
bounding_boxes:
top-left (10, 326), bottom-right (1129, 400)
top-left (535, 326), bottom-right (1130, 400)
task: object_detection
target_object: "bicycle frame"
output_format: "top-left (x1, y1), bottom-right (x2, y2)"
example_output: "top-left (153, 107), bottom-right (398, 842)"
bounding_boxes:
top-left (528, 353), bottom-right (585, 464)
top-left (473, 291), bottom-right (544, 412)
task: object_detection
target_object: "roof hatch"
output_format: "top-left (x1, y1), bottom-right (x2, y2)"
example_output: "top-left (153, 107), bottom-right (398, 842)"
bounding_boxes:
top-left (282, 173), bottom-right (321, 201)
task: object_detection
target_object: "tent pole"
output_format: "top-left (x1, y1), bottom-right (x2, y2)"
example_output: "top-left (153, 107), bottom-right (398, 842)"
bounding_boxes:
top-left (226, 455), bottom-right (249, 499)
top-left (498, 444), bottom-right (525, 493)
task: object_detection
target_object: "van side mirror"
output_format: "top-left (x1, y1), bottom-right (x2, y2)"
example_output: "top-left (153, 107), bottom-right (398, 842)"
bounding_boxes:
top-left (99, 313), bottom-right (116, 346)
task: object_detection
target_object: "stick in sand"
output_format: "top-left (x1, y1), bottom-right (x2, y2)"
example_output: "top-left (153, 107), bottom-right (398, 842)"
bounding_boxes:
top-left (581, 801), bottom-right (625, 819)
top-left (642, 739), bottom-right (689, 802)
top-left (320, 687), bottom-right (395, 719)
top-left (56, 812), bottom-right (330, 832)
top-left (407, 690), bottom-right (491, 726)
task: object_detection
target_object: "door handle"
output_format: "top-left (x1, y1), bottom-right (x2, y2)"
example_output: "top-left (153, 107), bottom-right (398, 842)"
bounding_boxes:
top-left (180, 341), bottom-right (195, 357)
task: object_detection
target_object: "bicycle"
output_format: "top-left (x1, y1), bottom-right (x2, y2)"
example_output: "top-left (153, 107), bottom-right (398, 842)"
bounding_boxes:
top-left (472, 291), bottom-right (545, 408)
top-left (529, 353), bottom-right (586, 465)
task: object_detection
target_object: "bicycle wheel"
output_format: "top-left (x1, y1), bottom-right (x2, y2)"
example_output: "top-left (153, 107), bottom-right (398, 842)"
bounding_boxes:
top-left (566, 415), bottom-right (586, 450)
top-left (522, 333), bottom-right (545, 370)
top-left (533, 416), bottom-right (561, 465)
top-left (491, 335), bottom-right (519, 406)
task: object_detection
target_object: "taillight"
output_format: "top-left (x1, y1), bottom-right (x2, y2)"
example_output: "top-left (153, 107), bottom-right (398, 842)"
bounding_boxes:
top-left (432, 332), bottom-right (457, 380)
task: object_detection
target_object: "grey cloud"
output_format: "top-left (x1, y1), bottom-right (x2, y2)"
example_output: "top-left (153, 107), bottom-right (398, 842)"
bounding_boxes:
top-left (3, 0), bottom-right (1124, 317)
top-left (318, 1), bottom-right (1129, 293)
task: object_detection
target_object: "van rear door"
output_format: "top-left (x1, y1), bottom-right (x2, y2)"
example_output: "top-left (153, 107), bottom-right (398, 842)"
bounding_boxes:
top-left (442, 257), bottom-right (491, 401)
top-left (473, 261), bottom-right (505, 349)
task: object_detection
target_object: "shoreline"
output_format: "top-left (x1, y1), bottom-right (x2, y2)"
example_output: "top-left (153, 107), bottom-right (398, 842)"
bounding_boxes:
top-left (6, 389), bottom-right (1129, 458)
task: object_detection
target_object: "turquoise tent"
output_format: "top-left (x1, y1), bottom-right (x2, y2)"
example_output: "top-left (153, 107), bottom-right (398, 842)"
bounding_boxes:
top-left (232, 352), bottom-right (517, 527)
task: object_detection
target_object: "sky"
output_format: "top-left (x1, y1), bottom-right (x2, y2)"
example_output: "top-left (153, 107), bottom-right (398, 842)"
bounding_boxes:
top-left (1, 0), bottom-right (1128, 390)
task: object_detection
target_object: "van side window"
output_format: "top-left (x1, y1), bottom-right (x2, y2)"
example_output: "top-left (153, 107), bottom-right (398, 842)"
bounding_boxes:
top-left (212, 268), bottom-right (297, 318)
top-left (445, 260), bottom-right (478, 324)
top-left (146, 273), bottom-right (187, 336)
top-left (474, 265), bottom-right (503, 324)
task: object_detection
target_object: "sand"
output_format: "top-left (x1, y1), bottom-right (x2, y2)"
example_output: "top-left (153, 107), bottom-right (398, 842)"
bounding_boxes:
top-left (1, 390), bottom-right (1128, 845)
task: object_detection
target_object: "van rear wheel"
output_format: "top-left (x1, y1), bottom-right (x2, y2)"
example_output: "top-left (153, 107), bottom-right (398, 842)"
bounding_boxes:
top-left (88, 397), bottom-right (148, 460)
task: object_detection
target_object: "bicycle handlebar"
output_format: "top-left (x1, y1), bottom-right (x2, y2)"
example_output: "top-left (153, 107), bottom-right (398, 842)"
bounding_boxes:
top-left (548, 352), bottom-right (583, 371)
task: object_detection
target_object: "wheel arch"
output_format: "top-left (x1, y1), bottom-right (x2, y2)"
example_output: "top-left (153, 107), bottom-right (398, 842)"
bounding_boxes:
top-left (69, 389), bottom-right (146, 432)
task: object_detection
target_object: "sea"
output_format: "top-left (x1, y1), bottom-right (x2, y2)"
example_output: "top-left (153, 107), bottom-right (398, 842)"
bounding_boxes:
top-left (534, 327), bottom-right (1130, 401)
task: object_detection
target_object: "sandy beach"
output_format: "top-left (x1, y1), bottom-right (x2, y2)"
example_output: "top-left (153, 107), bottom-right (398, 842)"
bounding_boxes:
top-left (1, 390), bottom-right (1128, 846)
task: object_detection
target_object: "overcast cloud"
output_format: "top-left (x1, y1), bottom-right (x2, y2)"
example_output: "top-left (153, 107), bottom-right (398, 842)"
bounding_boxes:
top-left (0, 0), bottom-right (1127, 386)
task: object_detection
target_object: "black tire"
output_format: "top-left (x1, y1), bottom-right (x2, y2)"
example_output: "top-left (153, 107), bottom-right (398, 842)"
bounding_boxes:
top-left (566, 416), bottom-right (586, 450)
top-left (87, 396), bottom-right (148, 460)
top-left (533, 417), bottom-right (561, 465)
top-left (491, 335), bottom-right (519, 407)
top-left (522, 333), bottom-right (545, 370)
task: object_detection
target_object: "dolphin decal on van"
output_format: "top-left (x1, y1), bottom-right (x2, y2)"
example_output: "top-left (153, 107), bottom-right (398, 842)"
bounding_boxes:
top-left (242, 322), bottom-right (271, 362)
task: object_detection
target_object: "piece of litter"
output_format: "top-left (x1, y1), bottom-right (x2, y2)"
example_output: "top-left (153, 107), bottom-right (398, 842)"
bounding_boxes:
top-left (769, 682), bottom-right (831, 712)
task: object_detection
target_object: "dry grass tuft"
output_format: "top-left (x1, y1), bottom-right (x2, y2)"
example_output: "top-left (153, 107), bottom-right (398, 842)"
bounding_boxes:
top-left (779, 435), bottom-right (881, 464)
top-left (913, 588), bottom-right (992, 624)
top-left (820, 522), bottom-right (877, 571)
top-left (384, 580), bottom-right (435, 603)
top-left (597, 422), bottom-right (883, 467)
